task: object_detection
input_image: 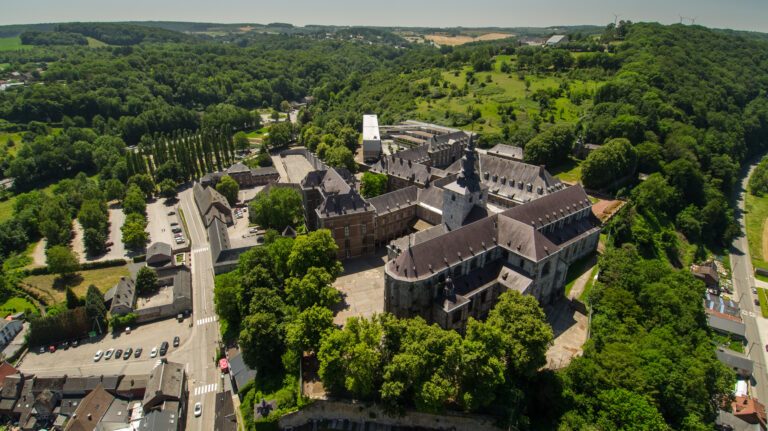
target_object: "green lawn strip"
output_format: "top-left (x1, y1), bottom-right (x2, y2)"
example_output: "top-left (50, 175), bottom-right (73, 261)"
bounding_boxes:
top-left (550, 157), bottom-right (583, 183)
top-left (564, 254), bottom-right (596, 297)
top-left (758, 288), bottom-right (768, 318)
top-left (744, 191), bottom-right (768, 269)
top-left (0, 297), bottom-right (36, 316)
top-left (578, 267), bottom-right (598, 302)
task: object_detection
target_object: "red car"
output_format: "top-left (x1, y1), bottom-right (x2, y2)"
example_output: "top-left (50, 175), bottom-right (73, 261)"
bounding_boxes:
top-left (48, 345), bottom-right (56, 353)
top-left (219, 358), bottom-right (229, 373)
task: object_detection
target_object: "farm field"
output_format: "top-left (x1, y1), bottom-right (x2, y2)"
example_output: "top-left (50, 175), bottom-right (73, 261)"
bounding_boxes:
top-left (413, 56), bottom-right (601, 135)
top-left (425, 32), bottom-right (514, 46)
top-left (0, 37), bottom-right (27, 51)
top-left (21, 265), bottom-right (130, 305)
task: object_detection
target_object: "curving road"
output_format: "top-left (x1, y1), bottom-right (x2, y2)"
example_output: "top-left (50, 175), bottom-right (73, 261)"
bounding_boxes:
top-left (730, 160), bottom-right (768, 403)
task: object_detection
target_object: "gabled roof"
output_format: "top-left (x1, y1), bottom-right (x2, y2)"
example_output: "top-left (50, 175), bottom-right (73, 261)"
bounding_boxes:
top-left (317, 191), bottom-right (372, 218)
top-left (110, 277), bottom-right (136, 313)
top-left (501, 184), bottom-right (591, 228)
top-left (487, 144), bottom-right (524, 160)
top-left (147, 242), bottom-right (172, 261)
top-left (479, 155), bottom-right (563, 203)
top-left (368, 186), bottom-right (418, 215)
top-left (0, 362), bottom-right (18, 387)
top-left (225, 162), bottom-right (250, 174)
top-left (64, 384), bottom-right (115, 431)
top-left (143, 360), bottom-right (184, 410)
top-left (370, 155), bottom-right (446, 186)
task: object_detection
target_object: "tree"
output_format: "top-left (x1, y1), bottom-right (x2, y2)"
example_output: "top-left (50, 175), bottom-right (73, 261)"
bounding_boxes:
top-left (121, 213), bottom-right (148, 250)
top-left (46, 245), bottom-right (79, 278)
top-left (39, 198), bottom-right (72, 246)
top-left (239, 311), bottom-right (284, 372)
top-left (324, 145), bottom-right (356, 172)
top-left (128, 173), bottom-right (155, 198)
top-left (523, 124), bottom-right (575, 167)
top-left (749, 156), bottom-right (768, 196)
top-left (158, 179), bottom-right (178, 200)
top-left (285, 305), bottom-right (334, 353)
top-left (249, 187), bottom-right (303, 230)
top-left (65, 287), bottom-right (81, 309)
top-left (284, 267), bottom-right (340, 310)
top-left (85, 284), bottom-right (107, 333)
top-left (265, 121), bottom-right (292, 149)
top-left (581, 138), bottom-right (638, 190)
top-left (287, 230), bottom-right (342, 278)
top-left (216, 175), bottom-right (240, 206)
top-left (360, 172), bottom-right (387, 198)
top-left (214, 271), bottom-right (242, 333)
top-left (104, 179), bottom-right (126, 202)
top-left (83, 227), bottom-right (107, 256)
top-left (122, 184), bottom-right (146, 215)
top-left (135, 267), bottom-right (157, 295)
top-left (233, 131), bottom-right (250, 152)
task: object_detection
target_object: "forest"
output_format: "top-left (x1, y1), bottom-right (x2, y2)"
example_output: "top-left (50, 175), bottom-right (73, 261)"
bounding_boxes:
top-left (0, 20), bottom-right (767, 430)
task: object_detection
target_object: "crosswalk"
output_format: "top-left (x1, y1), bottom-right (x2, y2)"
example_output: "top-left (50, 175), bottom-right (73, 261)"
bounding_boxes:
top-left (192, 246), bottom-right (210, 253)
top-left (196, 315), bottom-right (218, 326)
top-left (193, 383), bottom-right (219, 396)
top-left (742, 309), bottom-right (757, 318)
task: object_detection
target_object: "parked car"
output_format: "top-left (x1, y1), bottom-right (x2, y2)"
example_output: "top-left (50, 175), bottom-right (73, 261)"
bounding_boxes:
top-left (93, 350), bottom-right (103, 362)
top-left (756, 298), bottom-right (761, 306)
top-left (753, 287), bottom-right (758, 295)
top-left (150, 347), bottom-right (158, 358)
top-left (38, 346), bottom-right (45, 354)
top-left (105, 348), bottom-right (114, 359)
top-left (115, 349), bottom-right (123, 358)
top-left (135, 347), bottom-right (142, 358)
top-left (170, 222), bottom-right (179, 226)
top-left (249, 227), bottom-right (259, 234)
top-left (159, 341), bottom-right (169, 356)
top-left (60, 341), bottom-right (69, 350)
top-left (173, 336), bottom-right (180, 347)
top-left (172, 227), bottom-right (182, 233)
top-left (48, 345), bottom-right (56, 353)
top-left (71, 340), bottom-right (79, 347)
top-left (194, 402), bottom-right (202, 417)
top-left (167, 211), bottom-right (176, 216)
top-left (123, 348), bottom-right (132, 359)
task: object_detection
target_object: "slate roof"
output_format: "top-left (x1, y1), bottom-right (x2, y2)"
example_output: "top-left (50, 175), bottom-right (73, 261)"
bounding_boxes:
top-left (479, 155), bottom-right (564, 203)
top-left (225, 162), bottom-right (250, 174)
top-left (368, 186), bottom-right (419, 215)
top-left (228, 351), bottom-right (255, 393)
top-left (370, 155), bottom-right (446, 186)
top-left (708, 314), bottom-right (747, 337)
top-left (143, 360), bottom-right (184, 409)
top-left (417, 185), bottom-right (445, 211)
top-left (394, 145), bottom-right (430, 164)
top-left (388, 185), bottom-right (598, 280)
top-left (139, 409), bottom-right (179, 431)
top-left (317, 191), bottom-right (372, 218)
top-left (215, 390), bottom-right (238, 431)
top-left (147, 242), bottom-right (172, 263)
top-left (716, 348), bottom-right (754, 374)
top-left (110, 277), bottom-right (136, 313)
top-left (487, 144), bottom-right (524, 160)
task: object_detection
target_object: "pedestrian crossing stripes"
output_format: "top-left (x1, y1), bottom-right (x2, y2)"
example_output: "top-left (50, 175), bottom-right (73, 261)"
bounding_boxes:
top-left (193, 383), bottom-right (218, 396)
top-left (196, 315), bottom-right (218, 326)
top-left (193, 246), bottom-right (210, 253)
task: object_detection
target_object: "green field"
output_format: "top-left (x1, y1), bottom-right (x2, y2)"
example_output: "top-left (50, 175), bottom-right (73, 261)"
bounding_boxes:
top-left (0, 296), bottom-right (36, 315)
top-left (22, 266), bottom-right (129, 305)
top-left (0, 132), bottom-right (24, 156)
top-left (413, 56), bottom-right (601, 134)
top-left (86, 37), bottom-right (108, 48)
top-left (745, 190), bottom-right (768, 270)
top-left (0, 37), bottom-right (27, 52)
top-left (0, 181), bottom-right (59, 223)
top-left (758, 288), bottom-right (768, 318)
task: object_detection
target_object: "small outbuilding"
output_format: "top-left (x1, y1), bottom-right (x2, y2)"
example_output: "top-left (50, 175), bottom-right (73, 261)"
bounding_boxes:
top-left (146, 242), bottom-right (173, 267)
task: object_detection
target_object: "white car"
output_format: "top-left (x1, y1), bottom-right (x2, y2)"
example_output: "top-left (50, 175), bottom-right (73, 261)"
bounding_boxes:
top-left (150, 347), bottom-right (158, 358)
top-left (194, 402), bottom-right (202, 417)
top-left (104, 348), bottom-right (114, 360)
top-left (93, 350), bottom-right (103, 362)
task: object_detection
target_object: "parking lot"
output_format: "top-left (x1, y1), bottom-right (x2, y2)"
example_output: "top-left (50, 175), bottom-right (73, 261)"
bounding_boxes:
top-left (228, 207), bottom-right (263, 249)
top-left (146, 199), bottom-right (188, 249)
top-left (18, 316), bottom-right (194, 377)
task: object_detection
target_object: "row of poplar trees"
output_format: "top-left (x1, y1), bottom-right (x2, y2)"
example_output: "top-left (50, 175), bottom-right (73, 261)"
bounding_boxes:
top-left (125, 128), bottom-right (237, 181)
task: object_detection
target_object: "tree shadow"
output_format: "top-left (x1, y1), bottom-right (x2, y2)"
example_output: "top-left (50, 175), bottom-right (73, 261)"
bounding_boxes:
top-left (52, 273), bottom-right (83, 290)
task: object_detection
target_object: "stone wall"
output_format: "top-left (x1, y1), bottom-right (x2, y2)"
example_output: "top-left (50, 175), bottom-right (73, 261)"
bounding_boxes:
top-left (279, 399), bottom-right (503, 431)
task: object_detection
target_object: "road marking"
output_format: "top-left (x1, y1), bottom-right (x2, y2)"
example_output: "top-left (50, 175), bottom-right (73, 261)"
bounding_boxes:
top-left (742, 310), bottom-right (757, 318)
top-left (196, 316), bottom-right (218, 326)
top-left (193, 383), bottom-right (218, 396)
top-left (193, 246), bottom-right (210, 253)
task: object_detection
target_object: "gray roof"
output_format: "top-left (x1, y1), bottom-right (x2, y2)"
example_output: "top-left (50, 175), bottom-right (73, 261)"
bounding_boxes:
top-left (228, 352), bottom-right (255, 393)
top-left (143, 360), bottom-right (185, 408)
top-left (394, 145), bottom-right (430, 164)
top-left (370, 155), bottom-right (446, 186)
top-left (708, 314), bottom-right (747, 337)
top-left (208, 217), bottom-right (231, 264)
top-left (317, 191), bottom-right (372, 218)
top-left (225, 162), bottom-right (251, 174)
top-left (716, 348), bottom-right (753, 374)
top-left (479, 155), bottom-right (564, 203)
top-left (487, 144), bottom-right (524, 160)
top-left (110, 277), bottom-right (136, 313)
top-left (139, 409), bottom-right (179, 431)
top-left (193, 182), bottom-right (232, 223)
top-left (215, 390), bottom-right (238, 431)
top-left (368, 186), bottom-right (419, 215)
top-left (147, 242), bottom-right (172, 263)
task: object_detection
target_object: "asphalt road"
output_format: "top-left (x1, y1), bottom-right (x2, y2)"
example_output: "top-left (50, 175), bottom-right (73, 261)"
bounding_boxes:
top-left (178, 188), bottom-right (222, 431)
top-left (730, 161), bottom-right (768, 403)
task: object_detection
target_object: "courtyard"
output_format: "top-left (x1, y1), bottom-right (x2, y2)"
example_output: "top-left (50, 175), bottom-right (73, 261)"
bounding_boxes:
top-left (332, 252), bottom-right (387, 326)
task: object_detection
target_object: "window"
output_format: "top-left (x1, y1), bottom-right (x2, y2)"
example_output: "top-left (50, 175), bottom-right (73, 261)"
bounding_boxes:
top-left (344, 226), bottom-right (350, 238)
top-left (481, 290), bottom-right (488, 302)
top-left (362, 224), bottom-right (367, 235)
top-left (542, 261), bottom-right (551, 276)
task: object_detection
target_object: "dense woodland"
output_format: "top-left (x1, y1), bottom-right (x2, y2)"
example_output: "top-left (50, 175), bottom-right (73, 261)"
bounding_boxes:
top-left (0, 20), bottom-right (767, 429)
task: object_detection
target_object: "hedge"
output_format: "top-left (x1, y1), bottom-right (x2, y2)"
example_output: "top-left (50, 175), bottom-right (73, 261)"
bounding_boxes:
top-left (22, 258), bottom-right (127, 277)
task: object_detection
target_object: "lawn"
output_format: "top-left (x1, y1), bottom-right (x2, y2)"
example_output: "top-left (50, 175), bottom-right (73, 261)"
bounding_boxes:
top-left (0, 296), bottom-right (37, 315)
top-left (21, 266), bottom-right (129, 305)
top-left (86, 37), bottom-right (108, 48)
top-left (744, 190), bottom-right (768, 270)
top-left (758, 287), bottom-right (768, 318)
top-left (413, 57), bottom-right (601, 135)
top-left (0, 181), bottom-right (61, 223)
top-left (564, 254), bottom-right (596, 297)
top-left (0, 131), bottom-right (24, 156)
top-left (550, 157), bottom-right (583, 184)
top-left (0, 37), bottom-right (28, 51)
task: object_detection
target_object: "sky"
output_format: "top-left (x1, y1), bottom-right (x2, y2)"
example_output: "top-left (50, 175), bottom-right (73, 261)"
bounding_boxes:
top-left (2, 0), bottom-right (767, 33)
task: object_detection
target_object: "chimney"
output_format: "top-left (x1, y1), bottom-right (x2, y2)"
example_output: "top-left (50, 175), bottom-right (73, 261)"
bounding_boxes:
top-left (87, 413), bottom-right (92, 420)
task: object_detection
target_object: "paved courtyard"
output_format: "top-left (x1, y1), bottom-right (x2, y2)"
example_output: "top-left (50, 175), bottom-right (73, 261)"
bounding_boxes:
top-left (332, 252), bottom-right (387, 326)
top-left (273, 153), bottom-right (314, 183)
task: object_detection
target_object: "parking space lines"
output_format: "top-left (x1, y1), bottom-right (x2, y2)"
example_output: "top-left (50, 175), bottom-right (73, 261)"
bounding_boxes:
top-left (196, 316), bottom-right (218, 326)
top-left (193, 383), bottom-right (218, 396)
